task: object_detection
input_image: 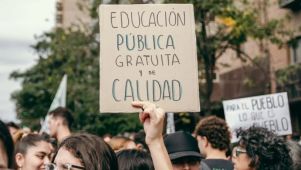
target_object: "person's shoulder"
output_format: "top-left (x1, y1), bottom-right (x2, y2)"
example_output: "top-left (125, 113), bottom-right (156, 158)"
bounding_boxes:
top-left (202, 159), bottom-right (233, 170)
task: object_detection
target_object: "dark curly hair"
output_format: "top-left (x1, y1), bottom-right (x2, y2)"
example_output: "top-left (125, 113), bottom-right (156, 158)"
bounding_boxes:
top-left (194, 116), bottom-right (231, 151)
top-left (237, 126), bottom-right (293, 170)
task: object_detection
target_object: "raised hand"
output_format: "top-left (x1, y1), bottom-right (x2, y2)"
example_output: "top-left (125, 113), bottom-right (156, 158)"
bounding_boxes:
top-left (132, 101), bottom-right (172, 170)
top-left (132, 101), bottom-right (165, 145)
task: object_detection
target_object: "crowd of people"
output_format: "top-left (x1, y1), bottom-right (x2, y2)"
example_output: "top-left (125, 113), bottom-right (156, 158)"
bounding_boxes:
top-left (1, 101), bottom-right (301, 170)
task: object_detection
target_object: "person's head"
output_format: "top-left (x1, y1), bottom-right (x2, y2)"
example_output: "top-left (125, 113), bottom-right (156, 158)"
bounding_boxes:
top-left (194, 116), bottom-right (231, 158)
top-left (6, 121), bottom-right (20, 137)
top-left (164, 131), bottom-right (201, 170)
top-left (15, 133), bottom-right (53, 170)
top-left (287, 140), bottom-right (301, 170)
top-left (232, 126), bottom-right (293, 170)
top-left (47, 107), bottom-right (73, 137)
top-left (133, 130), bottom-right (148, 151)
top-left (0, 120), bottom-right (14, 169)
top-left (51, 133), bottom-right (118, 170)
top-left (109, 136), bottom-right (136, 152)
top-left (103, 133), bottom-right (112, 143)
top-left (117, 149), bottom-right (154, 170)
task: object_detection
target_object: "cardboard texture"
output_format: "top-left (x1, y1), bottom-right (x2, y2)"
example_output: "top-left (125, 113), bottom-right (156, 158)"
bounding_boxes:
top-left (99, 4), bottom-right (200, 112)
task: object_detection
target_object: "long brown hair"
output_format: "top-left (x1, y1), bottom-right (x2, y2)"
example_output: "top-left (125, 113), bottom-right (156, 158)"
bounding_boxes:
top-left (54, 133), bottom-right (118, 170)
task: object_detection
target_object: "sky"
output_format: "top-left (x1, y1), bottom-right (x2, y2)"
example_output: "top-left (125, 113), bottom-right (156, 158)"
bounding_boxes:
top-left (0, 0), bottom-right (55, 122)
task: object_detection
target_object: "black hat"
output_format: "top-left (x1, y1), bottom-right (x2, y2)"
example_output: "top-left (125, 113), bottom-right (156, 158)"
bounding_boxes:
top-left (164, 131), bottom-right (202, 160)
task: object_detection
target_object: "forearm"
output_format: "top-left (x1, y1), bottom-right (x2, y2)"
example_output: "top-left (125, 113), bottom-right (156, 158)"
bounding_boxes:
top-left (131, 101), bottom-right (172, 169)
top-left (148, 137), bottom-right (173, 170)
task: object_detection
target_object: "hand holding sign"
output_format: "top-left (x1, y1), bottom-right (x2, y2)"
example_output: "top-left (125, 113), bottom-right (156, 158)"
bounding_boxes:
top-left (132, 101), bottom-right (164, 145)
top-left (132, 101), bottom-right (173, 170)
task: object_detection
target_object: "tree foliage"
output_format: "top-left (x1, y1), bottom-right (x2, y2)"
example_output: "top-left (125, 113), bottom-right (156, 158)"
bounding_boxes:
top-left (10, 27), bottom-right (142, 135)
top-left (11, 0), bottom-right (293, 133)
top-left (163, 0), bottom-right (291, 113)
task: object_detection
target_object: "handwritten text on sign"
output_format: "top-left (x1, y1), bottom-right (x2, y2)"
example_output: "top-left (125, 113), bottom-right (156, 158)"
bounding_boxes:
top-left (223, 92), bottom-right (292, 142)
top-left (99, 4), bottom-right (200, 112)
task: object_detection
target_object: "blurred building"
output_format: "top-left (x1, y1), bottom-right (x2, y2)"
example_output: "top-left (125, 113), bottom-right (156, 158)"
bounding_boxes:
top-left (213, 0), bottom-right (301, 133)
top-left (55, 0), bottom-right (301, 132)
top-left (55, 0), bottom-right (92, 31)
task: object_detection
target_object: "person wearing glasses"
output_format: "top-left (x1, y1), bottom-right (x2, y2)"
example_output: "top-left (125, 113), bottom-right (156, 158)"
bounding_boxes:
top-left (47, 133), bottom-right (118, 170)
top-left (48, 101), bottom-right (173, 170)
top-left (15, 134), bottom-right (53, 170)
top-left (232, 126), bottom-right (293, 170)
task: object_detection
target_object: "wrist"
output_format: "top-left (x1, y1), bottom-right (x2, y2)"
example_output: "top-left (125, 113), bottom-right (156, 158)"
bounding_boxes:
top-left (147, 136), bottom-right (164, 149)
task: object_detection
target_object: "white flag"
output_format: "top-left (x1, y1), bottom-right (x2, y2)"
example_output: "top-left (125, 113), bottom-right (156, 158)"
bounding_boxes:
top-left (40, 74), bottom-right (67, 134)
top-left (48, 74), bottom-right (67, 112)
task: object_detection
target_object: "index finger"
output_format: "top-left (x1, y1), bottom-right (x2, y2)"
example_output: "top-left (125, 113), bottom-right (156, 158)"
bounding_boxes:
top-left (132, 101), bottom-right (157, 112)
top-left (131, 101), bottom-right (144, 109)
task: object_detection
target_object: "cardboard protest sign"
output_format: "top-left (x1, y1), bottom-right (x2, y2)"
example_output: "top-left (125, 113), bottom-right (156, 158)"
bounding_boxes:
top-left (99, 4), bottom-right (200, 112)
top-left (223, 92), bottom-right (292, 142)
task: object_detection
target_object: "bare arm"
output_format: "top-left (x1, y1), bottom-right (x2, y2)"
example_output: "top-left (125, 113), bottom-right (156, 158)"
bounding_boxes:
top-left (132, 101), bottom-right (173, 170)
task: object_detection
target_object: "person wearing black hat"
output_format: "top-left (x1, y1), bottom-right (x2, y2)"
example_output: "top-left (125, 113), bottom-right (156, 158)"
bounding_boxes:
top-left (164, 131), bottom-right (202, 170)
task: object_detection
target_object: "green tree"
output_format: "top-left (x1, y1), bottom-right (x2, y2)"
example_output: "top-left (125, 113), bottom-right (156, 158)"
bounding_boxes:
top-left (93, 0), bottom-right (292, 115)
top-left (10, 27), bottom-right (142, 136)
top-left (162, 0), bottom-right (291, 114)
top-left (11, 0), bottom-right (292, 134)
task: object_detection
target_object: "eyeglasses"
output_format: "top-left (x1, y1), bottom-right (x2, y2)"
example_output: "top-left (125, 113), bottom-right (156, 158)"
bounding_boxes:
top-left (46, 163), bottom-right (85, 170)
top-left (232, 146), bottom-right (247, 158)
